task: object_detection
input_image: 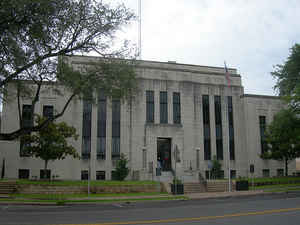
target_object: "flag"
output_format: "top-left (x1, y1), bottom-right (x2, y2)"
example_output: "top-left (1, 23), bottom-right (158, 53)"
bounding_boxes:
top-left (224, 61), bottom-right (231, 87)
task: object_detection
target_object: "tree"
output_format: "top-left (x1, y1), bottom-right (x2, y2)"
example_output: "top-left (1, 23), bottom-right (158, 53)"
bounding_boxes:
top-left (22, 116), bottom-right (79, 179)
top-left (210, 155), bottom-right (222, 179)
top-left (272, 43), bottom-right (300, 110)
top-left (261, 109), bottom-right (300, 176)
top-left (113, 153), bottom-right (129, 181)
top-left (0, 0), bottom-right (137, 141)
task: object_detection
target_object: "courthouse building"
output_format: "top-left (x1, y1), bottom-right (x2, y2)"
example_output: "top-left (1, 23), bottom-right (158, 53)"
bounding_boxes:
top-left (0, 56), bottom-right (296, 181)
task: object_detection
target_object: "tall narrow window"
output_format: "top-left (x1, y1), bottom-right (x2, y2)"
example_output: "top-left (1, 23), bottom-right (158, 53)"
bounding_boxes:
top-left (259, 116), bottom-right (267, 154)
top-left (202, 95), bottom-right (211, 160)
top-left (142, 148), bottom-right (147, 169)
top-left (20, 105), bottom-right (33, 157)
top-left (82, 100), bottom-right (92, 159)
top-left (173, 92), bottom-right (181, 124)
top-left (43, 105), bottom-right (54, 119)
top-left (196, 149), bottom-right (200, 169)
top-left (227, 96), bottom-right (235, 160)
top-left (112, 99), bottom-right (120, 160)
top-left (215, 96), bottom-right (223, 160)
top-left (160, 91), bottom-right (168, 123)
top-left (146, 91), bottom-right (154, 123)
top-left (97, 92), bottom-right (106, 160)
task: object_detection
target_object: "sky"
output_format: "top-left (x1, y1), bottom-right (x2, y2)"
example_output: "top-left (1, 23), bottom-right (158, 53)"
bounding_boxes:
top-left (114, 0), bottom-right (300, 95)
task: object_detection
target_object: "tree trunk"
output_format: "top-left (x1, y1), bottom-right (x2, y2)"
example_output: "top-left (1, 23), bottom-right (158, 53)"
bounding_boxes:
top-left (285, 158), bottom-right (288, 177)
top-left (44, 160), bottom-right (48, 180)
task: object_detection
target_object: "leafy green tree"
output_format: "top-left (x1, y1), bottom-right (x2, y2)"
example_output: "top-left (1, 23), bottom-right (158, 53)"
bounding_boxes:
top-left (211, 155), bottom-right (222, 179)
top-left (22, 116), bottom-right (79, 179)
top-left (113, 153), bottom-right (130, 181)
top-left (0, 0), bottom-right (137, 141)
top-left (272, 43), bottom-right (300, 109)
top-left (261, 109), bottom-right (300, 176)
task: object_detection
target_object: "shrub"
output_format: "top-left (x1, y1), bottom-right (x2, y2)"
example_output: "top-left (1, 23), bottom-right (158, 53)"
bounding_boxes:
top-left (114, 154), bottom-right (130, 181)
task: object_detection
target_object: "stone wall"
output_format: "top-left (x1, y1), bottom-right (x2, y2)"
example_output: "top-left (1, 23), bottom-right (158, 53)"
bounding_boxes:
top-left (17, 183), bottom-right (162, 194)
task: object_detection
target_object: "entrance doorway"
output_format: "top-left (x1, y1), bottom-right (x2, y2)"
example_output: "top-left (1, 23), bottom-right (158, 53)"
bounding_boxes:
top-left (157, 138), bottom-right (171, 171)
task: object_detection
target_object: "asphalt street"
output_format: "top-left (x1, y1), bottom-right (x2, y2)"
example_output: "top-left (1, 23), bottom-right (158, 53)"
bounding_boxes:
top-left (1, 193), bottom-right (300, 225)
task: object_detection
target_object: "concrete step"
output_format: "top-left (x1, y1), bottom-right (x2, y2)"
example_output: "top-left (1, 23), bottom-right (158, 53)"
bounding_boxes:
top-left (0, 181), bottom-right (17, 194)
top-left (184, 183), bottom-right (206, 194)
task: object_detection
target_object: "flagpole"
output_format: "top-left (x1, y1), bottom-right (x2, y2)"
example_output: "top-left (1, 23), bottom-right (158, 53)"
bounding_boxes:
top-left (138, 0), bottom-right (142, 59)
top-left (227, 96), bottom-right (231, 192)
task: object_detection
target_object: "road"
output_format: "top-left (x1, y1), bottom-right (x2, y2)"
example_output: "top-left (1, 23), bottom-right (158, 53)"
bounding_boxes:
top-left (1, 193), bottom-right (300, 225)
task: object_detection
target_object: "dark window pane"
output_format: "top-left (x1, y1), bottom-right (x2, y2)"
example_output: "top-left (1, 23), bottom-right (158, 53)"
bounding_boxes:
top-left (160, 92), bottom-right (168, 123)
top-left (22, 105), bottom-right (33, 128)
top-left (18, 169), bottom-right (30, 179)
top-left (82, 100), bottom-right (92, 158)
top-left (96, 171), bottom-right (106, 180)
top-left (43, 105), bottom-right (54, 119)
top-left (228, 96), bottom-right (235, 160)
top-left (259, 116), bottom-right (267, 154)
top-left (97, 92), bottom-right (106, 159)
top-left (112, 99), bottom-right (120, 159)
top-left (173, 92), bottom-right (181, 124)
top-left (202, 95), bottom-right (211, 160)
top-left (81, 170), bottom-right (89, 180)
top-left (230, 170), bottom-right (236, 179)
top-left (97, 137), bottom-right (106, 160)
top-left (262, 169), bottom-right (270, 177)
top-left (40, 169), bottom-right (51, 179)
top-left (112, 137), bottom-right (120, 159)
top-left (204, 139), bottom-right (211, 160)
top-left (146, 91), bottom-right (155, 123)
top-left (215, 96), bottom-right (223, 160)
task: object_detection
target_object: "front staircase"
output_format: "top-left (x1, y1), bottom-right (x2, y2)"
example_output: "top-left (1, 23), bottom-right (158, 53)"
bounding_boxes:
top-left (184, 182), bottom-right (206, 193)
top-left (0, 181), bottom-right (17, 194)
top-left (207, 180), bottom-right (235, 192)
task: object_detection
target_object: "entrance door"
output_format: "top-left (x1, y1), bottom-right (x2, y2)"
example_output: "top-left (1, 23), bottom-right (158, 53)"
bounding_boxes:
top-left (157, 138), bottom-right (171, 171)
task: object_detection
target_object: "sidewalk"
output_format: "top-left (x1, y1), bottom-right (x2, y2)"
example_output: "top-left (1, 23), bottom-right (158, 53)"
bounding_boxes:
top-left (185, 190), bottom-right (266, 199)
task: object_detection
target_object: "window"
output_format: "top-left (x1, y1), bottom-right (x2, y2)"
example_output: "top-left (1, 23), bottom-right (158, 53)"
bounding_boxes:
top-left (220, 170), bottom-right (225, 179)
top-left (112, 99), bottom-right (120, 160)
top-left (160, 91), bottom-right (168, 123)
top-left (227, 96), bottom-right (235, 160)
top-left (173, 92), bottom-right (181, 124)
top-left (202, 95), bottom-right (211, 160)
top-left (215, 96), bottom-right (223, 160)
top-left (81, 170), bottom-right (89, 180)
top-left (146, 91), bottom-right (154, 123)
top-left (262, 169), bottom-right (270, 177)
top-left (18, 169), bottom-right (30, 179)
top-left (259, 116), bottom-right (267, 154)
top-left (277, 169), bottom-right (284, 177)
top-left (205, 170), bottom-right (210, 180)
top-left (230, 170), bottom-right (236, 179)
top-left (20, 105), bottom-right (33, 157)
top-left (196, 149), bottom-right (200, 169)
top-left (97, 92), bottom-right (106, 160)
top-left (96, 171), bottom-right (106, 180)
top-left (40, 169), bottom-right (51, 179)
top-left (43, 105), bottom-right (54, 119)
top-left (142, 148), bottom-right (147, 169)
top-left (82, 99), bottom-right (92, 159)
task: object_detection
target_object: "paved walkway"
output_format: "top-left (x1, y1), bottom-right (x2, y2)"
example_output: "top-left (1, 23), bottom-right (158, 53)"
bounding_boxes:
top-left (186, 190), bottom-right (266, 199)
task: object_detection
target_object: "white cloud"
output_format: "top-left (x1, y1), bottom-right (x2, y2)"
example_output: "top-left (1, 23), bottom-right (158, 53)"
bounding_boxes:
top-left (117, 0), bottom-right (300, 95)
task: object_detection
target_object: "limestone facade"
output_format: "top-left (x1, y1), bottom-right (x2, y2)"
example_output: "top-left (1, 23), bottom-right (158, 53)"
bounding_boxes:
top-left (0, 56), bottom-right (296, 181)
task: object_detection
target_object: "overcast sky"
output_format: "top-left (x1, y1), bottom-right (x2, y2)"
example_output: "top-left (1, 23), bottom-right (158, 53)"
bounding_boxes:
top-left (115, 0), bottom-right (300, 95)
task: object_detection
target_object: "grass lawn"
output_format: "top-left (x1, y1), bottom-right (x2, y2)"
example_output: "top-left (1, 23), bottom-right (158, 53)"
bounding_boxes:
top-left (15, 179), bottom-right (159, 186)
top-left (246, 177), bottom-right (300, 184)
